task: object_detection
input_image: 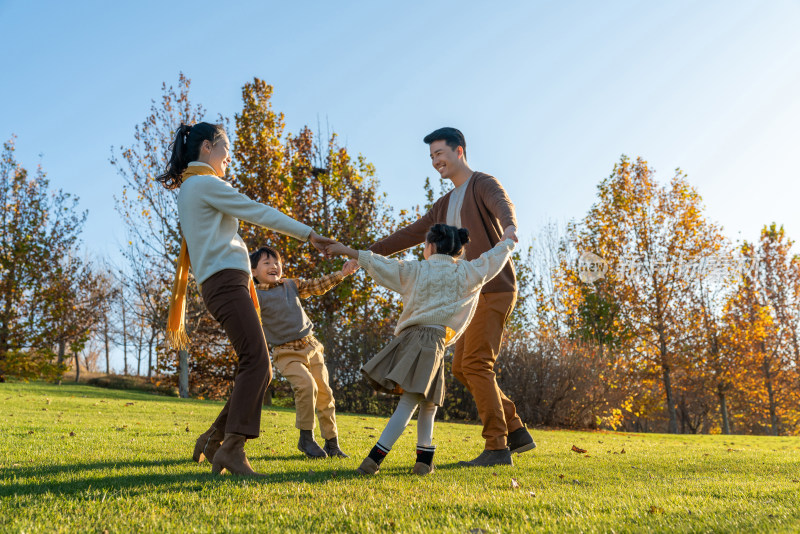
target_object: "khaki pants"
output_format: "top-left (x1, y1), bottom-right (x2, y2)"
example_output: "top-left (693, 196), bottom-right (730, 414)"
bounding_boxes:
top-left (272, 338), bottom-right (338, 440)
top-left (453, 291), bottom-right (523, 450)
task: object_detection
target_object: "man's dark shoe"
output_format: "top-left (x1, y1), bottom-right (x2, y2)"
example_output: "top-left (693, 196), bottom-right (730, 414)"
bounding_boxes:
top-left (458, 448), bottom-right (513, 467)
top-left (507, 426), bottom-right (536, 454)
top-left (298, 430), bottom-right (327, 459)
top-left (323, 437), bottom-right (349, 458)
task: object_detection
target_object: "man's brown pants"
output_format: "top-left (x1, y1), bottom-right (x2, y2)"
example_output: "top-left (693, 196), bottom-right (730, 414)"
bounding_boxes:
top-left (201, 269), bottom-right (272, 439)
top-left (453, 291), bottom-right (522, 450)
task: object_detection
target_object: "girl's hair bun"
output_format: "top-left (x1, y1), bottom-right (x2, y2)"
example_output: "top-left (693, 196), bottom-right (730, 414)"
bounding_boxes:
top-left (457, 228), bottom-right (470, 246)
top-left (426, 223), bottom-right (469, 257)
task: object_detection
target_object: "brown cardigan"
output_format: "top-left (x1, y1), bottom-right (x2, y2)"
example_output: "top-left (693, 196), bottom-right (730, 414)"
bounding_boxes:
top-left (370, 171), bottom-right (517, 294)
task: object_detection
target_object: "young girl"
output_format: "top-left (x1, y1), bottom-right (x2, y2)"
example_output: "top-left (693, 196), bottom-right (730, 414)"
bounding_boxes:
top-left (326, 223), bottom-right (515, 475)
top-left (157, 122), bottom-right (334, 476)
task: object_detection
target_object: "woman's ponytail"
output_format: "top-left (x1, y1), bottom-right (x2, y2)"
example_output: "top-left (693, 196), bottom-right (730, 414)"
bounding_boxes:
top-left (156, 122), bottom-right (227, 190)
top-left (426, 223), bottom-right (470, 257)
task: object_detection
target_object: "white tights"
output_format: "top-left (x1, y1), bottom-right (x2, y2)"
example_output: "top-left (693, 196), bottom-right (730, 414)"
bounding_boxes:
top-left (377, 392), bottom-right (437, 449)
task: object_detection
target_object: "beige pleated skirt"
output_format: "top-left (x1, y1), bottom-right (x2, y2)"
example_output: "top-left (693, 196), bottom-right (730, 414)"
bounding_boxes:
top-left (361, 325), bottom-right (447, 406)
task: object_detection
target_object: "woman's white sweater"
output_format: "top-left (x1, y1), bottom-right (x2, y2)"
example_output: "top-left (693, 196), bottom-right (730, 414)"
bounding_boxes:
top-left (357, 239), bottom-right (515, 344)
top-left (177, 162), bottom-right (311, 285)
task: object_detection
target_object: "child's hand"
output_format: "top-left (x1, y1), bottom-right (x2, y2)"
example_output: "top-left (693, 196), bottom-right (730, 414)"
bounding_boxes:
top-left (342, 259), bottom-right (360, 276)
top-left (500, 225), bottom-right (518, 243)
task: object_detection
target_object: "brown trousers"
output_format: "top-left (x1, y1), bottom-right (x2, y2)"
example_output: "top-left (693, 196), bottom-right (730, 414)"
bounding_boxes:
top-left (272, 337), bottom-right (338, 439)
top-left (201, 269), bottom-right (272, 439)
top-left (453, 291), bottom-right (522, 450)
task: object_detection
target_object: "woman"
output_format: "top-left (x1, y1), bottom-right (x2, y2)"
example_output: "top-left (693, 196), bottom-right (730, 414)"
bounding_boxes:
top-left (157, 122), bottom-right (334, 476)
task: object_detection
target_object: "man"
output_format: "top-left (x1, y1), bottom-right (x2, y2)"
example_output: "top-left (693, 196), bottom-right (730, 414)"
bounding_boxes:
top-left (369, 127), bottom-right (535, 467)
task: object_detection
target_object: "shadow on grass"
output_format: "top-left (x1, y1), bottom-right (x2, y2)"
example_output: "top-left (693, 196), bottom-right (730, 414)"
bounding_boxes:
top-left (0, 458), bottom-right (365, 498)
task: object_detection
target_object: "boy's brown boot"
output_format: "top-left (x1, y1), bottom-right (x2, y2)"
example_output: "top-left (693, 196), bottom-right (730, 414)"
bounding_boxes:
top-left (323, 437), bottom-right (349, 458)
top-left (192, 425), bottom-right (224, 463)
top-left (298, 430), bottom-right (327, 459)
top-left (211, 433), bottom-right (265, 476)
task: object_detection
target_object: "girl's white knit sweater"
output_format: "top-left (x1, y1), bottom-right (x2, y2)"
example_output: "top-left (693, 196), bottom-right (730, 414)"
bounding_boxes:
top-left (177, 162), bottom-right (311, 285)
top-left (357, 239), bottom-right (515, 344)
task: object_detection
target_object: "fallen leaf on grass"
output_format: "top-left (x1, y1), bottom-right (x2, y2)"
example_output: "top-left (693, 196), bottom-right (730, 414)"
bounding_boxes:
top-left (620, 448), bottom-right (626, 454)
top-left (45, 398), bottom-right (50, 405)
top-left (571, 445), bottom-right (587, 454)
top-left (558, 474), bottom-right (565, 480)
top-left (648, 505), bottom-right (664, 514)
top-left (185, 426), bottom-right (190, 432)
top-left (69, 431), bottom-right (75, 437)
top-left (125, 402), bottom-right (134, 406)
top-left (363, 426), bottom-right (375, 430)
top-left (529, 491), bottom-right (536, 497)
top-left (27, 431), bottom-right (34, 435)
top-left (511, 478), bottom-right (520, 489)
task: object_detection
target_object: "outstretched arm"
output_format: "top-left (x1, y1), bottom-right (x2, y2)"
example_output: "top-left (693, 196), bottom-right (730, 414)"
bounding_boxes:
top-left (293, 259), bottom-right (359, 298)
top-left (475, 175), bottom-right (517, 234)
top-left (467, 238), bottom-right (516, 285)
top-left (202, 178), bottom-right (312, 241)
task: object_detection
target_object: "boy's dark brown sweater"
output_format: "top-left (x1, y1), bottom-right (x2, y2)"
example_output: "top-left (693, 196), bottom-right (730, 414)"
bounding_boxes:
top-left (369, 171), bottom-right (517, 294)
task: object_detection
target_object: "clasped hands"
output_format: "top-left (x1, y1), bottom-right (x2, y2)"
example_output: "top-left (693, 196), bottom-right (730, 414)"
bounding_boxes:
top-left (308, 231), bottom-right (359, 275)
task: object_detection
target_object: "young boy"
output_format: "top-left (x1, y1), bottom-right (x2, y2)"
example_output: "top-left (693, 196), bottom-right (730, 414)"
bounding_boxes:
top-left (250, 246), bottom-right (359, 458)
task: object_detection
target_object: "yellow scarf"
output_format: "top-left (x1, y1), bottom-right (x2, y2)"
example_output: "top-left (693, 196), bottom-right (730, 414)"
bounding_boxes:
top-left (165, 164), bottom-right (261, 350)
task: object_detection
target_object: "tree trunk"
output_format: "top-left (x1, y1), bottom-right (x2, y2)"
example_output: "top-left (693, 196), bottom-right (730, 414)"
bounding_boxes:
top-left (57, 340), bottom-right (66, 366)
top-left (147, 335), bottom-right (153, 379)
top-left (661, 362), bottom-right (678, 434)
top-left (103, 318), bottom-right (110, 374)
top-left (121, 295), bottom-right (128, 375)
top-left (73, 352), bottom-right (80, 382)
top-left (718, 387), bottom-right (731, 435)
top-left (179, 349), bottom-right (189, 398)
top-left (763, 357), bottom-right (779, 436)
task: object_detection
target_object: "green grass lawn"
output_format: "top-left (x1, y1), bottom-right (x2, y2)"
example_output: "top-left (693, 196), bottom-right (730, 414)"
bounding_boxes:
top-left (1, 382), bottom-right (798, 533)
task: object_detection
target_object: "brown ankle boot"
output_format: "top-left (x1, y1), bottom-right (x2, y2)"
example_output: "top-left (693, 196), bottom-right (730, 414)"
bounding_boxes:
top-left (193, 425), bottom-right (224, 463)
top-left (211, 433), bottom-right (265, 476)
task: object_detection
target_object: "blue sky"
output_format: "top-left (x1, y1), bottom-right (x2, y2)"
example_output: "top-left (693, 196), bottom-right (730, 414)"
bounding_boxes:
top-left (2, 0), bottom-right (800, 370)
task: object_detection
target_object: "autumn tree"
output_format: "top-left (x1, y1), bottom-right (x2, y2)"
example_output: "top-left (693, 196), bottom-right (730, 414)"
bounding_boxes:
top-left (574, 156), bottom-right (728, 433)
top-left (730, 225), bottom-right (800, 435)
top-left (0, 138), bottom-right (87, 381)
top-left (40, 253), bottom-right (110, 382)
